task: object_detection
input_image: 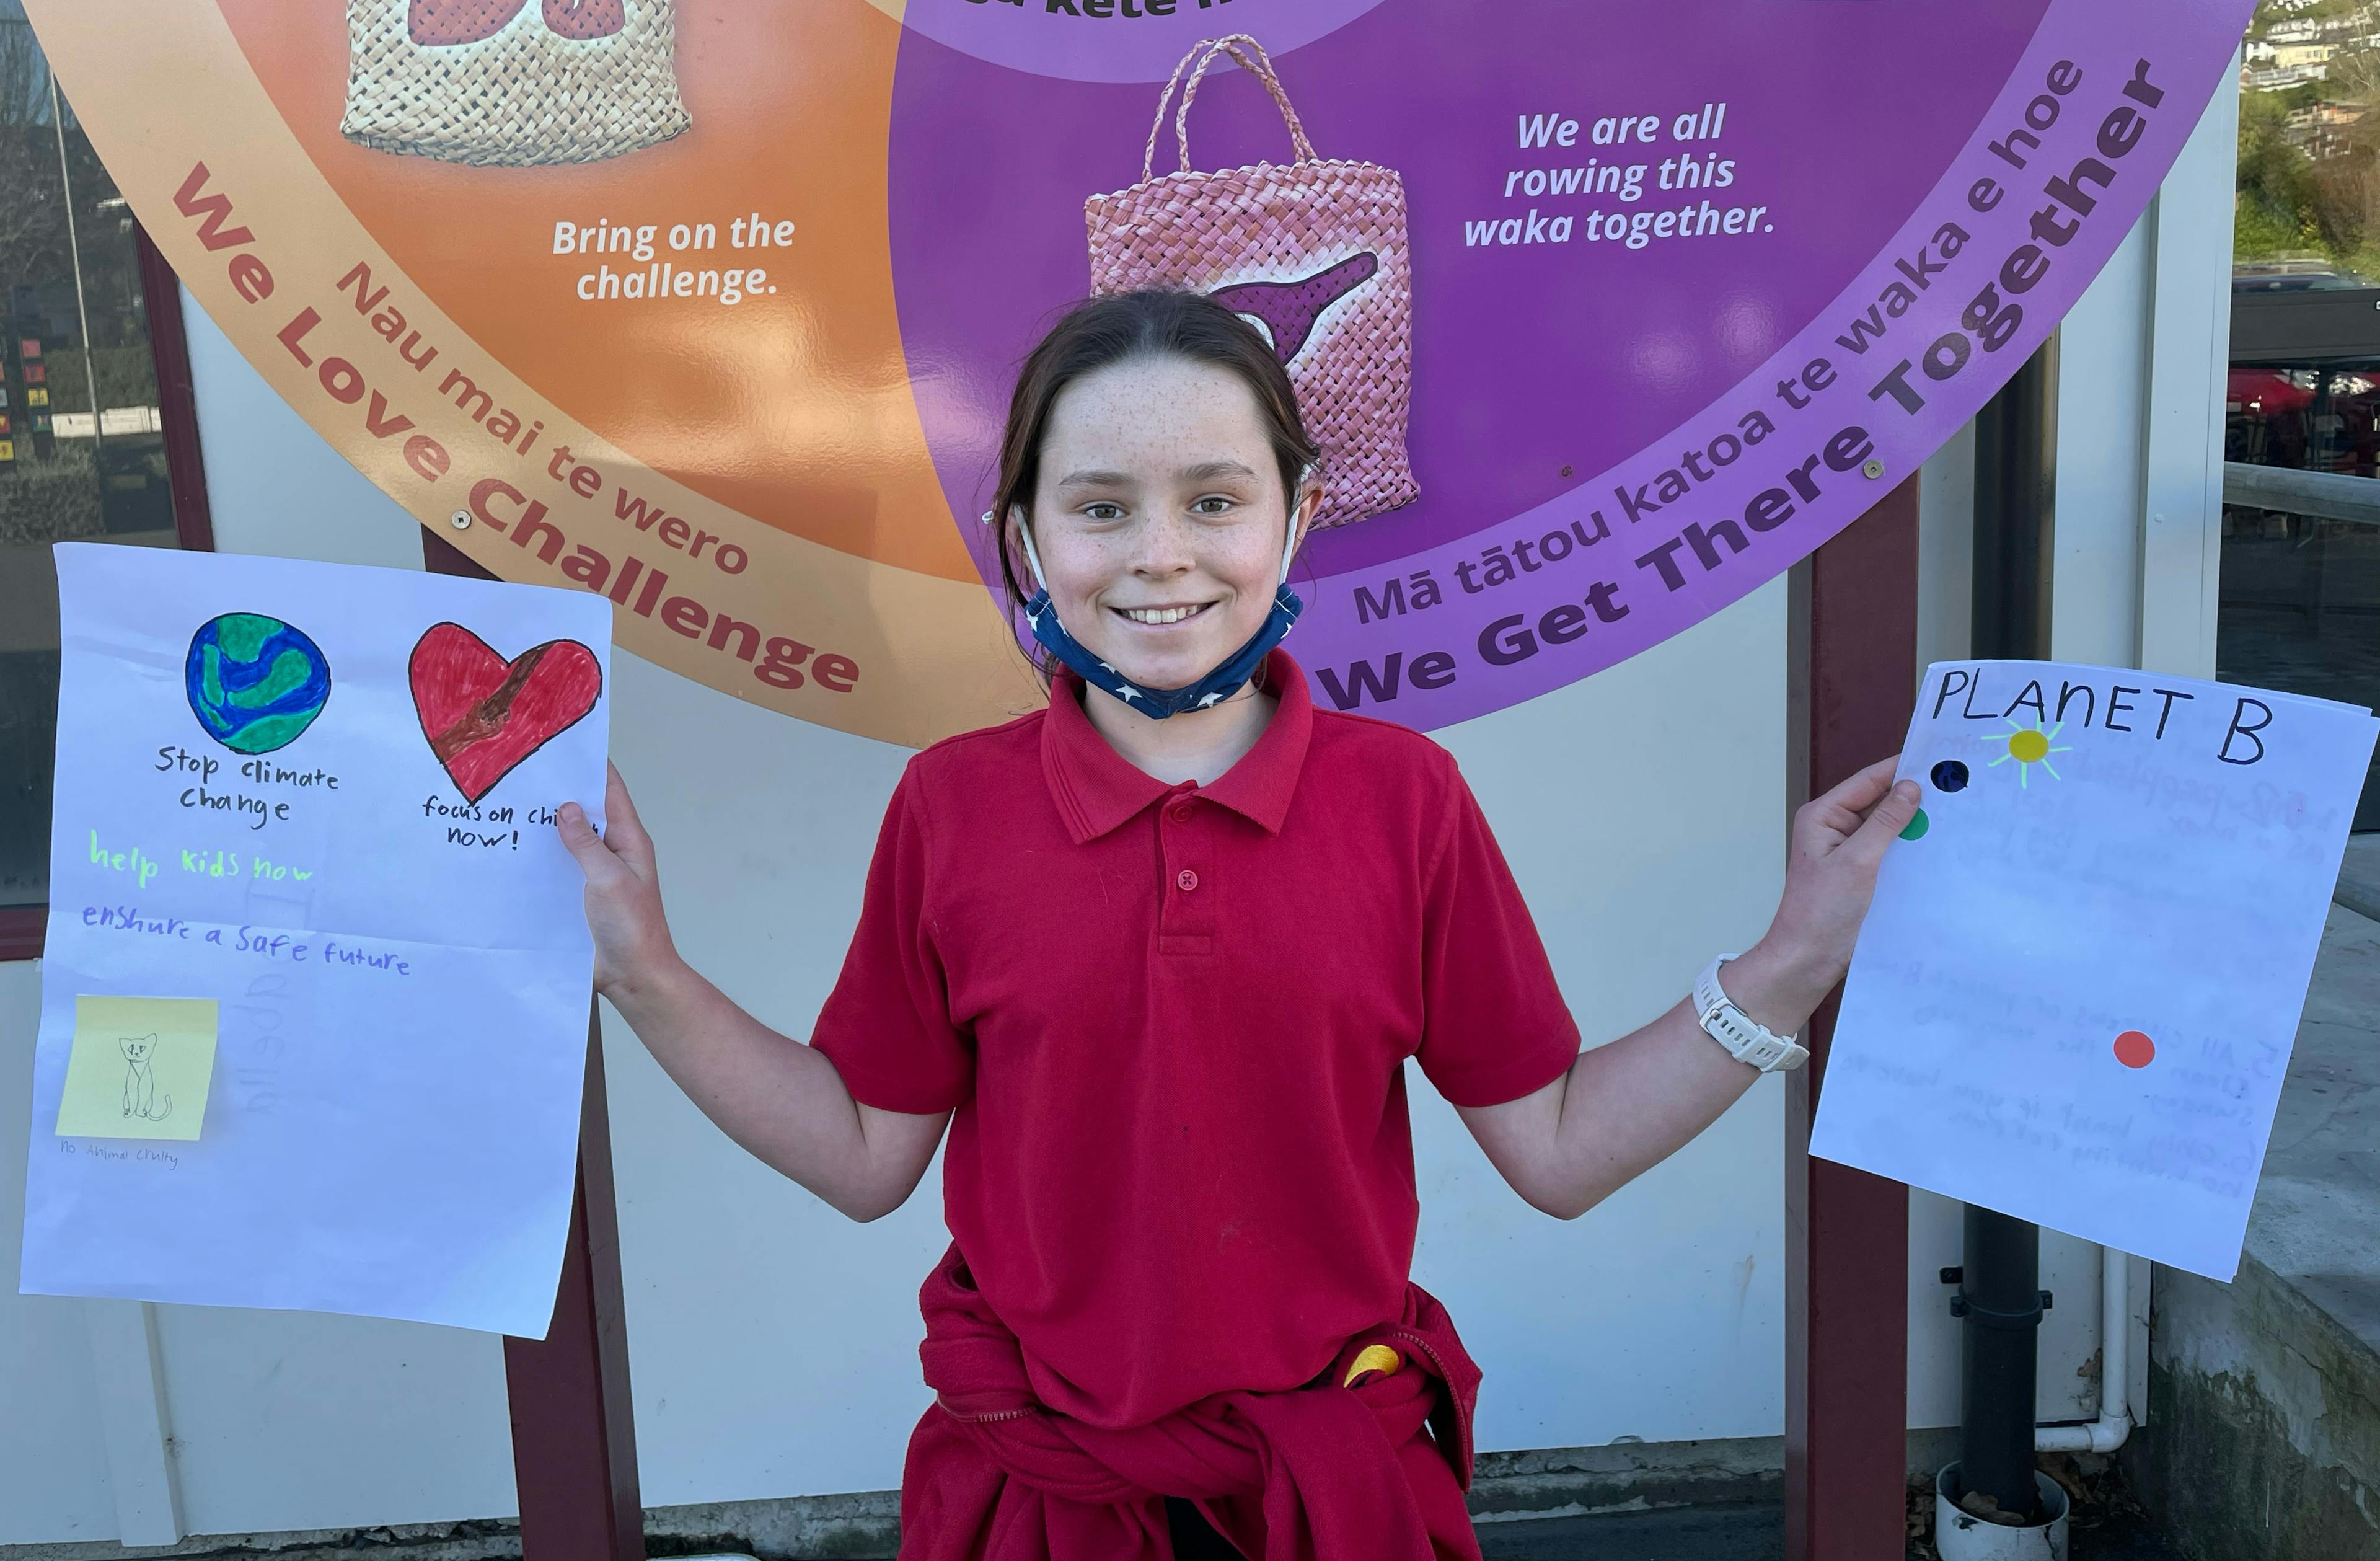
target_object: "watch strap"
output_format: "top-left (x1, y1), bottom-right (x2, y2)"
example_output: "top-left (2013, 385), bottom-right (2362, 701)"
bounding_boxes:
top-left (1693, 955), bottom-right (1809, 1073)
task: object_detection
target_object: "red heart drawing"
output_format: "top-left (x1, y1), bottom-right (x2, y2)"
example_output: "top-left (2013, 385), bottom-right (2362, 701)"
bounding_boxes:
top-left (409, 623), bottom-right (602, 804)
top-left (408, 0), bottom-right (624, 48)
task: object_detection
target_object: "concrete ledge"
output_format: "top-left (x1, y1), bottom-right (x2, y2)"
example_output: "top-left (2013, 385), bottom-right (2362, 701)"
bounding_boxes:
top-left (1, 1437), bottom-right (1793, 1560)
top-left (2136, 1254), bottom-right (2380, 1561)
top-left (5, 1430), bottom-right (2034, 1560)
top-left (1468, 1436), bottom-right (1782, 1523)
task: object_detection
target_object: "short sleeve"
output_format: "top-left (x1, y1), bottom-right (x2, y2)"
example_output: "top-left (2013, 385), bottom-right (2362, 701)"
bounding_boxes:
top-left (1413, 765), bottom-right (1581, 1107)
top-left (810, 766), bottom-right (974, 1114)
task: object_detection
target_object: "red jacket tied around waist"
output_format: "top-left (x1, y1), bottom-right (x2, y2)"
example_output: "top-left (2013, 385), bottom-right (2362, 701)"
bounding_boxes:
top-left (901, 1245), bottom-right (1485, 1561)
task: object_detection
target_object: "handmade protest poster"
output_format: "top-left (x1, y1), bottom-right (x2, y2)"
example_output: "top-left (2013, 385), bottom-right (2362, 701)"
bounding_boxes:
top-left (1810, 661), bottom-right (2379, 1281)
top-left (20, 543), bottom-right (610, 1336)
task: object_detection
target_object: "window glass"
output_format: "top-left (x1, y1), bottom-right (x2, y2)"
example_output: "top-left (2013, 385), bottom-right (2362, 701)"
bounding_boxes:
top-left (1, 1), bottom-right (185, 908)
top-left (2228, 5), bottom-right (2380, 829)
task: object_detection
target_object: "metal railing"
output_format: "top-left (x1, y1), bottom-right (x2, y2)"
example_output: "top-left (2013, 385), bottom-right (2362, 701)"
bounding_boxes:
top-left (2224, 461), bottom-right (2380, 526)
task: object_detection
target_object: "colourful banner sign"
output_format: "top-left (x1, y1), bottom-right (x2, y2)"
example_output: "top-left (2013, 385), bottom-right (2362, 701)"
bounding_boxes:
top-left (31, 1), bottom-right (2254, 746)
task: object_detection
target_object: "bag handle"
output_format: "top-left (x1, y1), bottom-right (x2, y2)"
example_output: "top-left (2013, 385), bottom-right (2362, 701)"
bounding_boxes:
top-left (1139, 33), bottom-right (1318, 184)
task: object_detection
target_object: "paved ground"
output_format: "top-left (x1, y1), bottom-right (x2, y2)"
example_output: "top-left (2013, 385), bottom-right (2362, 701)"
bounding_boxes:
top-left (1478, 1503), bottom-right (1781, 1561)
top-left (1470, 1498), bottom-right (2189, 1561)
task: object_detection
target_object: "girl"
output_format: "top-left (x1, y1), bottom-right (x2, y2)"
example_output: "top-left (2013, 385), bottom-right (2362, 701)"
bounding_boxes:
top-left (558, 290), bottom-right (1918, 1560)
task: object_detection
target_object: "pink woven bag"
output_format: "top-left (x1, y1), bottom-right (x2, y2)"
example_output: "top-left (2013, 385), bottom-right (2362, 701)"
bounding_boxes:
top-left (1085, 35), bottom-right (1417, 531)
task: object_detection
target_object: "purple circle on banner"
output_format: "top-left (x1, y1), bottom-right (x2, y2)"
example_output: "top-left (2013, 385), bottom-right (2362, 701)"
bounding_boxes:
top-left (889, 0), bottom-right (2254, 729)
top-left (896, 0), bottom-right (1388, 83)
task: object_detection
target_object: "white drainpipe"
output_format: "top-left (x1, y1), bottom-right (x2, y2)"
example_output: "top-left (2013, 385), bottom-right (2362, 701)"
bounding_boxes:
top-left (2033, 1245), bottom-right (2132, 1454)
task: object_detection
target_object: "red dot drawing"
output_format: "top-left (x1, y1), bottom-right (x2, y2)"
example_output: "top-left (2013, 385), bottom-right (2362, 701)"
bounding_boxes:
top-left (2113, 1030), bottom-right (2157, 1069)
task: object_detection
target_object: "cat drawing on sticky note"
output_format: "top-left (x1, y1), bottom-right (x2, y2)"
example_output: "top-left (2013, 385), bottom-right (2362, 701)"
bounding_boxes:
top-left (118, 1034), bottom-right (170, 1123)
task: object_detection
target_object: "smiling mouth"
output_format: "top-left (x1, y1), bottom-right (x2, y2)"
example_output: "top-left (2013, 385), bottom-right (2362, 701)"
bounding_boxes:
top-left (1113, 603), bottom-right (1215, 626)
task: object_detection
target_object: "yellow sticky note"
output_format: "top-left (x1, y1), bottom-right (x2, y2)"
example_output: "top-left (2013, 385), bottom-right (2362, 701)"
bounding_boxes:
top-left (56, 996), bottom-right (218, 1141)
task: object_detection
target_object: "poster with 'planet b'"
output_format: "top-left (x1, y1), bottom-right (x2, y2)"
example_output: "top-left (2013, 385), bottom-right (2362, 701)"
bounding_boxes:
top-left (1811, 661), bottom-right (2380, 1282)
top-left (19, 544), bottom-right (610, 1335)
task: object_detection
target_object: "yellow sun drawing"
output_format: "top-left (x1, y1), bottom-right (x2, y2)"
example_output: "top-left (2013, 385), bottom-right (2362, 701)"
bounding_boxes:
top-left (1986, 719), bottom-right (2071, 788)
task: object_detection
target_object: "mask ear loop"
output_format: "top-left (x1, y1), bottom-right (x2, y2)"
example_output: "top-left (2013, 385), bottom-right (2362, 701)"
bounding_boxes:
top-left (1007, 506), bottom-right (1051, 595)
top-left (1280, 466), bottom-right (1316, 586)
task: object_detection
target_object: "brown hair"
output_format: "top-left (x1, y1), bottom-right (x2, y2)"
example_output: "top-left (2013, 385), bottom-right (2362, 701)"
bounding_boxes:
top-left (989, 290), bottom-right (1319, 665)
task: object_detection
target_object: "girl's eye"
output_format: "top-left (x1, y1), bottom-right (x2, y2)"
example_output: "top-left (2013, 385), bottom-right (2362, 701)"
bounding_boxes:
top-left (1081, 502), bottom-right (1126, 521)
top-left (1192, 495), bottom-right (1235, 516)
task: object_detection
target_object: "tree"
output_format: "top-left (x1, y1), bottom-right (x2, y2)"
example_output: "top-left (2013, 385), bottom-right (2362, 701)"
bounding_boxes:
top-left (2237, 88), bottom-right (2327, 257)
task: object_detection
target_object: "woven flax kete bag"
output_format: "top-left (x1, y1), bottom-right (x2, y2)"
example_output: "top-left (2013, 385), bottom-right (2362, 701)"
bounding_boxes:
top-left (342, 0), bottom-right (692, 167)
top-left (1085, 35), bottom-right (1417, 530)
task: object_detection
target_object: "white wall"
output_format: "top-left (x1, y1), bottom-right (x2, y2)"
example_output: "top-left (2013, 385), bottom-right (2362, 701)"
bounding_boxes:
top-left (2, 60), bottom-right (2238, 1536)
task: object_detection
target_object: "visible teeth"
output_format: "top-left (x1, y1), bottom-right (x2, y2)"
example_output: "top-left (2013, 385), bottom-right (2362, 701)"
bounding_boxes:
top-left (1121, 605), bottom-right (1204, 625)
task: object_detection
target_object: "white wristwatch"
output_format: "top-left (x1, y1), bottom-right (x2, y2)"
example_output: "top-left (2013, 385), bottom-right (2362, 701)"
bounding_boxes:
top-left (1693, 955), bottom-right (1809, 1073)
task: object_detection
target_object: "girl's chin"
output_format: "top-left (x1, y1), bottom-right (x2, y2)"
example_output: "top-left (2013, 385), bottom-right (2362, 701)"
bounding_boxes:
top-left (1086, 649), bottom-right (1224, 692)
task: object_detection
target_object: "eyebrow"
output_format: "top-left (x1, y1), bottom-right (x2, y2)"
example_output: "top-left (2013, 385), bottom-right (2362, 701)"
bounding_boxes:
top-left (1052, 460), bottom-right (1262, 492)
top-left (1179, 459), bottom-right (1260, 483)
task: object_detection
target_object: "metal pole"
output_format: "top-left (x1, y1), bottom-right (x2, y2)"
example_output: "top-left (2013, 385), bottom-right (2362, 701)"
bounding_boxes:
top-left (1955, 1207), bottom-right (2044, 1515)
top-left (1971, 338), bottom-right (2056, 661)
top-left (48, 71), bottom-right (102, 462)
top-left (1957, 337), bottom-right (2058, 1522)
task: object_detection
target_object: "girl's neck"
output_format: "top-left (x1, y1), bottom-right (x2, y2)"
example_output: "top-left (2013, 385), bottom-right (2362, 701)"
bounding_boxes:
top-left (1080, 681), bottom-right (1276, 787)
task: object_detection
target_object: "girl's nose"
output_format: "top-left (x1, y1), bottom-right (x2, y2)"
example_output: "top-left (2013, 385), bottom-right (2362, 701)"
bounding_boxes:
top-left (1130, 518), bottom-right (1197, 575)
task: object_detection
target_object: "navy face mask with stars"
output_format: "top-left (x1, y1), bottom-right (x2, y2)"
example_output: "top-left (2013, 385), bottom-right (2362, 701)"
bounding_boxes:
top-left (1015, 520), bottom-right (1303, 719)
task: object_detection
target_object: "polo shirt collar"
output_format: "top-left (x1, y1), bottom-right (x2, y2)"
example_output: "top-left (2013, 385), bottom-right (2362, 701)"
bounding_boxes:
top-left (1041, 650), bottom-right (1315, 844)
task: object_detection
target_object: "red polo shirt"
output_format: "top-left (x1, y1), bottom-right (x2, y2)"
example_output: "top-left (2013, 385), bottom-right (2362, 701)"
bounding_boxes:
top-left (812, 652), bottom-right (1579, 1430)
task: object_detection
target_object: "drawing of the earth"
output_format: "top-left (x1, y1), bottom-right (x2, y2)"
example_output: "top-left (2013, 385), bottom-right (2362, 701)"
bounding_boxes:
top-left (184, 613), bottom-right (332, 754)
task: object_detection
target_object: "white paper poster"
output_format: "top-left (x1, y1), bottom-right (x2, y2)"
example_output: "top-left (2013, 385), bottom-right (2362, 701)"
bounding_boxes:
top-left (1810, 660), bottom-right (2379, 1281)
top-left (20, 544), bottom-right (611, 1335)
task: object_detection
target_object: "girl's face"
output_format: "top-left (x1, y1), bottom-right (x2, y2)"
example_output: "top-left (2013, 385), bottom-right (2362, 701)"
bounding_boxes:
top-left (1018, 355), bottom-right (1312, 694)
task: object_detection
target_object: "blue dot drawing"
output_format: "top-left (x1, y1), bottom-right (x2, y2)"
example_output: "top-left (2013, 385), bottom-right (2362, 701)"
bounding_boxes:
top-left (1930, 759), bottom-right (1970, 794)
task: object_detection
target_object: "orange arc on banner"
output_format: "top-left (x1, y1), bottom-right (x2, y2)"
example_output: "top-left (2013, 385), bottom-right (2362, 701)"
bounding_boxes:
top-left (31, 0), bottom-right (1036, 748)
top-left (28, 0), bottom-right (1033, 751)
top-left (218, 0), bottom-right (975, 582)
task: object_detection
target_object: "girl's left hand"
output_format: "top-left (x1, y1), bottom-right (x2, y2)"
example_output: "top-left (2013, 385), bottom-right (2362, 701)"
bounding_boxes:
top-left (1747, 758), bottom-right (1921, 1015)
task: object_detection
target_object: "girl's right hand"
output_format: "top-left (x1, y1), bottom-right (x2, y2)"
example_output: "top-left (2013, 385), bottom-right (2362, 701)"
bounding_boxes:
top-left (558, 762), bottom-right (676, 997)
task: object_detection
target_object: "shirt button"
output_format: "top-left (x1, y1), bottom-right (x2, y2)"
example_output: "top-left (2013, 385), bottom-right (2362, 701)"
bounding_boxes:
top-left (1170, 803), bottom-right (1195, 822)
top-left (1176, 869), bottom-right (1200, 892)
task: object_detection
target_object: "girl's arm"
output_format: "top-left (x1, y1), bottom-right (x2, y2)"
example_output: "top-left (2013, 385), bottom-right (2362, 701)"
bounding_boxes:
top-left (559, 765), bottom-right (948, 1223)
top-left (1458, 759), bottom-right (1917, 1219)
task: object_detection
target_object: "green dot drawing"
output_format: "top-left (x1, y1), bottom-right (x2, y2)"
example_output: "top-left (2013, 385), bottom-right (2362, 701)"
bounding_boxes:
top-left (1899, 808), bottom-right (1930, 841)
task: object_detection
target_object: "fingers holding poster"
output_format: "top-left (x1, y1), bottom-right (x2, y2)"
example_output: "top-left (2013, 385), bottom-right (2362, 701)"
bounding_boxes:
top-left (26, 0), bottom-right (2258, 746)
